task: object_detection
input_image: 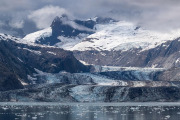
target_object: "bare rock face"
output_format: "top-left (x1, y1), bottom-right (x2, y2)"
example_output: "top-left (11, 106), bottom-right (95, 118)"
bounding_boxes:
top-left (0, 71), bottom-right (23, 91)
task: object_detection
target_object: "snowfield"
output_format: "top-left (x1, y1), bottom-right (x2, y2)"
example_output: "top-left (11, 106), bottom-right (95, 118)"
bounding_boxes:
top-left (71, 21), bottom-right (180, 51)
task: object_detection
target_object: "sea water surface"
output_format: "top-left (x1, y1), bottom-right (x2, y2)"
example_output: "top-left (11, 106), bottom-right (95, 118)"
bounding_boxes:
top-left (0, 102), bottom-right (180, 120)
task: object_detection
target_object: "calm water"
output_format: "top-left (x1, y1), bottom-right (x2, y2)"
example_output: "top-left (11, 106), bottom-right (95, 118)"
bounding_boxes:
top-left (0, 102), bottom-right (180, 120)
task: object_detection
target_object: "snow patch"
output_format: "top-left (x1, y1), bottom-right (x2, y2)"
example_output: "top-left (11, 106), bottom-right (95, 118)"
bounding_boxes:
top-left (23, 48), bottom-right (41, 55)
top-left (0, 33), bottom-right (20, 41)
top-left (47, 51), bottom-right (56, 55)
top-left (18, 78), bottom-right (28, 86)
top-left (22, 27), bottom-right (52, 45)
top-left (79, 60), bottom-right (90, 65)
top-left (17, 57), bottom-right (23, 63)
top-left (176, 58), bottom-right (180, 63)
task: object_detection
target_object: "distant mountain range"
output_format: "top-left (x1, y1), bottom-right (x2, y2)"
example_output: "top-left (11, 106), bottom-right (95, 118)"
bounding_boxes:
top-left (1, 15), bottom-right (180, 102)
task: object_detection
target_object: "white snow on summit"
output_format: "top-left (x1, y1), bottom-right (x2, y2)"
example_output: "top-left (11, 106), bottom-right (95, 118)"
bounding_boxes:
top-left (21, 20), bottom-right (180, 52)
top-left (71, 21), bottom-right (180, 51)
top-left (22, 27), bottom-right (89, 49)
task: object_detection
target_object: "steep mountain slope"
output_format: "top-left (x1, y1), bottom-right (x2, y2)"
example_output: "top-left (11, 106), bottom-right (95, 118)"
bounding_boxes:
top-left (0, 33), bottom-right (91, 91)
top-left (73, 37), bottom-right (180, 68)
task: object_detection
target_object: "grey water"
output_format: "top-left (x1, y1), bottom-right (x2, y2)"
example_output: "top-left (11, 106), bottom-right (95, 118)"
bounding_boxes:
top-left (0, 102), bottom-right (180, 120)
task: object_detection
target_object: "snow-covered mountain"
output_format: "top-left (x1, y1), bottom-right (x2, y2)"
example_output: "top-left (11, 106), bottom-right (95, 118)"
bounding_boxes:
top-left (20, 15), bottom-right (180, 69)
top-left (22, 15), bottom-right (95, 48)
top-left (71, 21), bottom-right (180, 51)
top-left (22, 15), bottom-right (180, 52)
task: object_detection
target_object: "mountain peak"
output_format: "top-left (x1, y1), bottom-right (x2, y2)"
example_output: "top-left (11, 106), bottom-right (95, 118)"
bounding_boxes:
top-left (51, 16), bottom-right (62, 27)
top-left (51, 14), bottom-right (69, 27)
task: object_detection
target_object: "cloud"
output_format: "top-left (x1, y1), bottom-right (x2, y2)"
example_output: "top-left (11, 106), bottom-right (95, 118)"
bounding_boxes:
top-left (9, 20), bottom-right (24, 28)
top-left (1, 0), bottom-right (180, 32)
top-left (28, 5), bottom-right (71, 29)
top-left (96, 0), bottom-right (180, 31)
top-left (0, 0), bottom-right (31, 12)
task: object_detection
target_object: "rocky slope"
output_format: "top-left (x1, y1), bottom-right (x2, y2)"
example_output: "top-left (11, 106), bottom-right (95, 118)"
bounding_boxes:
top-left (73, 37), bottom-right (180, 68)
top-left (0, 33), bottom-right (91, 91)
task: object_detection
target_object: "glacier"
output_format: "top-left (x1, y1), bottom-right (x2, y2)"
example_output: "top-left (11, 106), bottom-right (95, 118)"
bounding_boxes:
top-left (0, 66), bottom-right (178, 102)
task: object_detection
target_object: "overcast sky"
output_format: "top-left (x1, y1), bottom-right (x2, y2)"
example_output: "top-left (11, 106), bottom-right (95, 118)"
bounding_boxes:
top-left (0, 0), bottom-right (180, 32)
